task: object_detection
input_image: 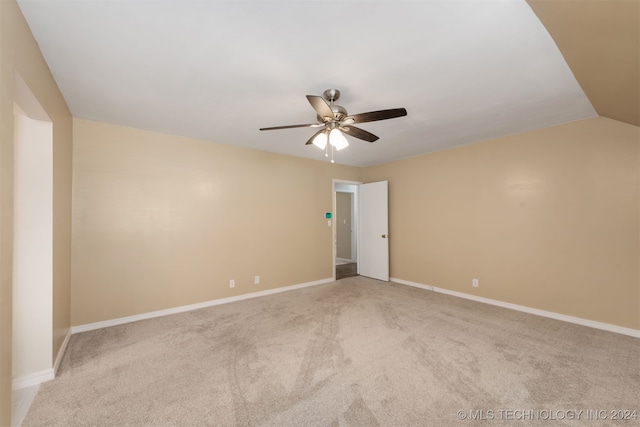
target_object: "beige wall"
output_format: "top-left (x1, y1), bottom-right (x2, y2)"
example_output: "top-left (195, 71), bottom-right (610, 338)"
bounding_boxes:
top-left (72, 116), bottom-right (639, 330)
top-left (0, 0), bottom-right (72, 423)
top-left (364, 116), bottom-right (639, 330)
top-left (71, 119), bottom-right (362, 326)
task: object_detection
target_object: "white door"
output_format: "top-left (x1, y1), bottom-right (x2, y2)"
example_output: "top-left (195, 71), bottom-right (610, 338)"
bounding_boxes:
top-left (358, 181), bottom-right (389, 281)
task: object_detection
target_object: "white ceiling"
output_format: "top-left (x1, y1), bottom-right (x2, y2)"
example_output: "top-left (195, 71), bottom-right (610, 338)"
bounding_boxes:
top-left (17, 0), bottom-right (596, 167)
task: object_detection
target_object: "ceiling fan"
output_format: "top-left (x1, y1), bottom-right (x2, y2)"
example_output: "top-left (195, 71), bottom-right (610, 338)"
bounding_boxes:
top-left (259, 89), bottom-right (407, 160)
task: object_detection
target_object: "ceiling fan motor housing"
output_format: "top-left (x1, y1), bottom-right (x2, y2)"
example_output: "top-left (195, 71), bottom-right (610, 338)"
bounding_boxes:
top-left (319, 88), bottom-right (347, 121)
top-left (318, 104), bottom-right (347, 122)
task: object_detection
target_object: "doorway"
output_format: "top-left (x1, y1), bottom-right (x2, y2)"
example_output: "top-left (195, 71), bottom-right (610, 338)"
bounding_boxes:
top-left (334, 181), bottom-right (359, 279)
top-left (333, 180), bottom-right (390, 282)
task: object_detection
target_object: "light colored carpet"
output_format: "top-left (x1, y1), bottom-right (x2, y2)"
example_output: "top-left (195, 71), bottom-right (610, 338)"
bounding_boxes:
top-left (24, 277), bottom-right (639, 426)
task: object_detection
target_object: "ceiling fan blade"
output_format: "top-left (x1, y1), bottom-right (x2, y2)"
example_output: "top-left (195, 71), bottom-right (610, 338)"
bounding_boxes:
top-left (305, 128), bottom-right (326, 145)
top-left (306, 95), bottom-right (335, 120)
top-left (260, 123), bottom-right (323, 131)
top-left (340, 125), bottom-right (379, 143)
top-left (346, 108), bottom-right (407, 124)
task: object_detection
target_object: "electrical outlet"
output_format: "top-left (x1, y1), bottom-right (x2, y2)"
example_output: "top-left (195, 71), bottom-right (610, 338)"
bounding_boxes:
top-left (472, 278), bottom-right (479, 288)
top-left (254, 276), bottom-right (260, 285)
top-left (230, 279), bottom-right (235, 288)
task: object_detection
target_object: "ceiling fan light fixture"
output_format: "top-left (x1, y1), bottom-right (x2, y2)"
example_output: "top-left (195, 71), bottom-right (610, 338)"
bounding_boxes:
top-left (329, 128), bottom-right (349, 151)
top-left (312, 131), bottom-right (328, 149)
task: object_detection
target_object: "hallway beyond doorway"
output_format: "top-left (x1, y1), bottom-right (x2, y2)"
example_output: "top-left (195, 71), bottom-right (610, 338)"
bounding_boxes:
top-left (336, 262), bottom-right (357, 280)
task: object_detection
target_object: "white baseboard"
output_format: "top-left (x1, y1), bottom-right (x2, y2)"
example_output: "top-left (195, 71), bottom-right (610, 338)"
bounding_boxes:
top-left (12, 369), bottom-right (54, 390)
top-left (54, 329), bottom-right (71, 374)
top-left (391, 277), bottom-right (640, 338)
top-left (72, 277), bottom-right (335, 334)
top-left (12, 329), bottom-right (71, 391)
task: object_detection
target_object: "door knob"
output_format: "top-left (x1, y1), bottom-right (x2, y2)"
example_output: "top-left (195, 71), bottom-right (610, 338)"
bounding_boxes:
top-left (381, 234), bottom-right (387, 238)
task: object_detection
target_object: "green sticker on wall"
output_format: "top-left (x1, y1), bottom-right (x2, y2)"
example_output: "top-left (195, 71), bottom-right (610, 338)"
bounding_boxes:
top-left (325, 212), bottom-right (332, 219)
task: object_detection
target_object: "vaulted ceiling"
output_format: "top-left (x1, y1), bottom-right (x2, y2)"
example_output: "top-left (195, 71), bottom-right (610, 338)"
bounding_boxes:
top-left (16, 0), bottom-right (638, 167)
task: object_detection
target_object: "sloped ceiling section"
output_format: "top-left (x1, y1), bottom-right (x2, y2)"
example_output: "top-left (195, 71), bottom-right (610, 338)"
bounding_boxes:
top-left (528, 0), bottom-right (639, 127)
top-left (16, 0), bottom-right (599, 166)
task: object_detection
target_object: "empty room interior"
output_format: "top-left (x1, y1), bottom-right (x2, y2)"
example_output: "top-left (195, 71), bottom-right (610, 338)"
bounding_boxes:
top-left (1, 0), bottom-right (639, 425)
